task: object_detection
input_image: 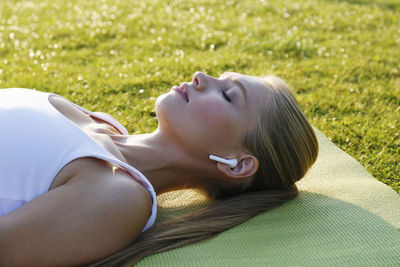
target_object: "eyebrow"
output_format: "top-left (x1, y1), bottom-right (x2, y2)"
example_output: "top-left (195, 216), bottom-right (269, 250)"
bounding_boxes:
top-left (232, 78), bottom-right (248, 106)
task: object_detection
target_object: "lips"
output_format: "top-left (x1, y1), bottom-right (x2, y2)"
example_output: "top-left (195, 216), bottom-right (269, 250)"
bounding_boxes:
top-left (173, 85), bottom-right (189, 102)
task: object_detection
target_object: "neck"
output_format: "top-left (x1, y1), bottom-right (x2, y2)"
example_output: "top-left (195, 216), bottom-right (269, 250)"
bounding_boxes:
top-left (109, 128), bottom-right (209, 195)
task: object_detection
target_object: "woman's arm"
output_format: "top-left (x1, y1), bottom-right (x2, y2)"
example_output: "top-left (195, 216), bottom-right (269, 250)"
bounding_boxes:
top-left (0, 172), bottom-right (152, 266)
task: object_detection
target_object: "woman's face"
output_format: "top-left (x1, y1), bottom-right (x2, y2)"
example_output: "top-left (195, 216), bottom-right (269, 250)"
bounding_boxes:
top-left (155, 72), bottom-right (269, 157)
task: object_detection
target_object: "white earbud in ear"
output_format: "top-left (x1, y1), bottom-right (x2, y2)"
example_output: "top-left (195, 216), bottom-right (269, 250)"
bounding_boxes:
top-left (209, 155), bottom-right (238, 169)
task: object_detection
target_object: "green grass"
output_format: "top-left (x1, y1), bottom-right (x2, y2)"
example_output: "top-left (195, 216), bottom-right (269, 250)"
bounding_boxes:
top-left (0, 0), bottom-right (398, 193)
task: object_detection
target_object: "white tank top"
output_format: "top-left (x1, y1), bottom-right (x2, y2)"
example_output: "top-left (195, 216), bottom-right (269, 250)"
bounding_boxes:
top-left (0, 88), bottom-right (157, 232)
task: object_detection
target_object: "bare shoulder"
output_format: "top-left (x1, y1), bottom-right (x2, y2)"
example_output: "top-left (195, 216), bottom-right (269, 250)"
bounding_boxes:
top-left (92, 111), bottom-right (117, 121)
top-left (91, 165), bottom-right (153, 220)
top-left (69, 159), bottom-right (153, 231)
top-left (0, 159), bottom-right (152, 266)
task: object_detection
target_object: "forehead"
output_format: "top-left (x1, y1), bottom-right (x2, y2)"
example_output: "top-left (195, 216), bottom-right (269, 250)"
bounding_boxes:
top-left (220, 72), bottom-right (270, 95)
top-left (220, 72), bottom-right (267, 87)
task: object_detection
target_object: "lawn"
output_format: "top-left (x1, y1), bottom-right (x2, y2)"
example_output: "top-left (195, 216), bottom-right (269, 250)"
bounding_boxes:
top-left (0, 0), bottom-right (398, 193)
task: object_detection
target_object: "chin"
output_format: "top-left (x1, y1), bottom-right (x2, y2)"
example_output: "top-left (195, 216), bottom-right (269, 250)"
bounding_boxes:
top-left (155, 93), bottom-right (177, 130)
top-left (154, 92), bottom-right (169, 116)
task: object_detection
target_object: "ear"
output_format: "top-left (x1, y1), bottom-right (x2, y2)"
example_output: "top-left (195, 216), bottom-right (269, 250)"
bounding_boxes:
top-left (216, 154), bottom-right (259, 180)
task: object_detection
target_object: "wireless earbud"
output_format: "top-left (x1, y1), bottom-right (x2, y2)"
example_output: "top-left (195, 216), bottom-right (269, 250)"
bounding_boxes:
top-left (209, 154), bottom-right (238, 168)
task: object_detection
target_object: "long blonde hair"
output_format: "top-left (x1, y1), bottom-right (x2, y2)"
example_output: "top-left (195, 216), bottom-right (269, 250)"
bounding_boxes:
top-left (91, 75), bottom-right (319, 266)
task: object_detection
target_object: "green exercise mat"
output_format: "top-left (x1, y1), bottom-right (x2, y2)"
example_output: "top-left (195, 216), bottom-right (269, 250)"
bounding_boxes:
top-left (137, 128), bottom-right (400, 266)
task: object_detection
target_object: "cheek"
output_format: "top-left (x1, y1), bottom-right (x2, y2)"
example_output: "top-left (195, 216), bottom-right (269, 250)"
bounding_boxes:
top-left (187, 101), bottom-right (238, 144)
top-left (156, 94), bottom-right (240, 151)
top-left (198, 101), bottom-right (225, 121)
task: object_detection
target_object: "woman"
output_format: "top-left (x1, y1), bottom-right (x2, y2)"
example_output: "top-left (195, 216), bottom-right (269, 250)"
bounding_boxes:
top-left (0, 72), bottom-right (318, 266)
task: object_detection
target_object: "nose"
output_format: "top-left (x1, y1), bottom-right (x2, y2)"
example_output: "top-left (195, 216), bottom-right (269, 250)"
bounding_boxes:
top-left (192, 71), bottom-right (218, 91)
top-left (192, 72), bottom-right (206, 91)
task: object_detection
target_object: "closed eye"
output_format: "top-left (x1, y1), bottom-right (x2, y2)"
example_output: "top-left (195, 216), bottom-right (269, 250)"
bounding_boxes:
top-left (221, 90), bottom-right (232, 102)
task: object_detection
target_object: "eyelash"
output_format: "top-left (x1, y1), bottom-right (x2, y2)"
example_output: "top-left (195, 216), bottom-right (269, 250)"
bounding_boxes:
top-left (221, 90), bottom-right (232, 102)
